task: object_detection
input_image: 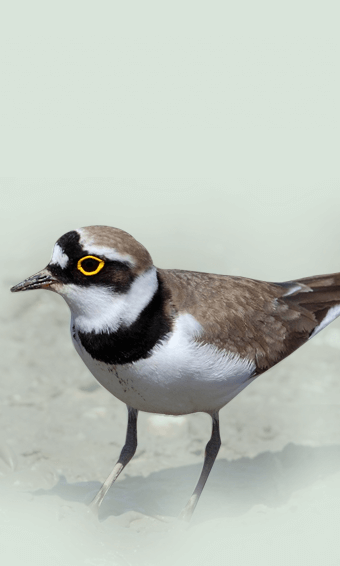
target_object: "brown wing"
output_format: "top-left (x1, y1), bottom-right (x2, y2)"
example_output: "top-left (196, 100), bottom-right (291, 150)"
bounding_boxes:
top-left (158, 268), bottom-right (340, 375)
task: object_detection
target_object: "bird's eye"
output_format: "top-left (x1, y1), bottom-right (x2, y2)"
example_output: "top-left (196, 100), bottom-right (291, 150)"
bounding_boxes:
top-left (77, 256), bottom-right (105, 276)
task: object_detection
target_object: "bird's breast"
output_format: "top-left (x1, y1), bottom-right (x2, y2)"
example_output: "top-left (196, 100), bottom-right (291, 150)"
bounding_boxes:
top-left (71, 313), bottom-right (257, 415)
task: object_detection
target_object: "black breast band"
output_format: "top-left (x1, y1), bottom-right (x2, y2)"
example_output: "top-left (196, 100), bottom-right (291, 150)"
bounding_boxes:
top-left (77, 276), bottom-right (172, 365)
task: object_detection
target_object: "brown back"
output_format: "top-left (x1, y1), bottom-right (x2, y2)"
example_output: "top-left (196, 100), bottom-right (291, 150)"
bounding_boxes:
top-left (158, 268), bottom-right (340, 374)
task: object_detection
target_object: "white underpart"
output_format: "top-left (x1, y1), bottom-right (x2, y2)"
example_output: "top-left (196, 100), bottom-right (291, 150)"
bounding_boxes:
top-left (73, 313), bottom-right (257, 415)
top-left (60, 266), bottom-right (158, 333)
top-left (50, 243), bottom-right (69, 269)
top-left (77, 228), bottom-right (135, 266)
top-left (309, 304), bottom-right (340, 339)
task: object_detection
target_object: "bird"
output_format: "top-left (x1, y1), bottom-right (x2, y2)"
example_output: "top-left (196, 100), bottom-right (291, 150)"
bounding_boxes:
top-left (10, 225), bottom-right (340, 521)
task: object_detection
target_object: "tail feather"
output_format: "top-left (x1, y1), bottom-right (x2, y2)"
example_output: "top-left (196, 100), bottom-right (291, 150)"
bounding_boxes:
top-left (283, 273), bottom-right (340, 337)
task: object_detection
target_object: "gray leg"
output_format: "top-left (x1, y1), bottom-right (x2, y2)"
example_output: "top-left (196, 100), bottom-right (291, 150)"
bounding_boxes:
top-left (178, 412), bottom-right (221, 522)
top-left (89, 406), bottom-right (138, 513)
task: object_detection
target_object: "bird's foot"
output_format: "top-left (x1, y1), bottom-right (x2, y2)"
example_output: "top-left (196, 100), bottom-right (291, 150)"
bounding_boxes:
top-left (178, 494), bottom-right (198, 522)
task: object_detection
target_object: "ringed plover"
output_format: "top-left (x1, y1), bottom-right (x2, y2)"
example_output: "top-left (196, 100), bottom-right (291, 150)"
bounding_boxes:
top-left (10, 226), bottom-right (340, 520)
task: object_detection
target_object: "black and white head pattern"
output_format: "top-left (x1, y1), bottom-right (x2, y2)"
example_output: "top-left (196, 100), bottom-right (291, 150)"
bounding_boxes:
top-left (46, 227), bottom-right (172, 364)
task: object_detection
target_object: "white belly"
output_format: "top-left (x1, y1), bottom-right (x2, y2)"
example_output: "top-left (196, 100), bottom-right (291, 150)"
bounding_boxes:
top-left (72, 313), bottom-right (257, 415)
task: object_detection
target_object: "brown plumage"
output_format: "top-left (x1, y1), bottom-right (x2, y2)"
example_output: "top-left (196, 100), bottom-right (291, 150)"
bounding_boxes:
top-left (78, 226), bottom-right (153, 274)
top-left (158, 269), bottom-right (340, 375)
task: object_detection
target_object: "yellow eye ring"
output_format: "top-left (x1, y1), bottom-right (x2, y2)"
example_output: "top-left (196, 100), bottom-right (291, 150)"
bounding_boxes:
top-left (77, 256), bottom-right (105, 276)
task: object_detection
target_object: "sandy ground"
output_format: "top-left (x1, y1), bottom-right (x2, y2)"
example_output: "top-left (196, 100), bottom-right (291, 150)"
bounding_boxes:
top-left (2, 178), bottom-right (340, 566)
top-left (2, 264), bottom-right (340, 565)
top-left (2, 0), bottom-right (340, 562)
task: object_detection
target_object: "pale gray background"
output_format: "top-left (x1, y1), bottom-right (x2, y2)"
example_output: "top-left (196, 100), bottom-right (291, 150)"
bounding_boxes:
top-left (1, 1), bottom-right (340, 565)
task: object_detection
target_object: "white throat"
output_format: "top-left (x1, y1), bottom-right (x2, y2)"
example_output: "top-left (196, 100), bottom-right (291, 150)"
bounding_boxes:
top-left (58, 267), bottom-right (158, 334)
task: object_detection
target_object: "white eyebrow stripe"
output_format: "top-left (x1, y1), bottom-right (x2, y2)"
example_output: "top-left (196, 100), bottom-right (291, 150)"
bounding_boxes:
top-left (50, 243), bottom-right (69, 269)
top-left (82, 244), bottom-right (135, 266)
top-left (77, 228), bottom-right (136, 266)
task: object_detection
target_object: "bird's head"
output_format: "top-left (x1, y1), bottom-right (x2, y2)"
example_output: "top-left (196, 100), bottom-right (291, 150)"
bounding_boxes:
top-left (11, 226), bottom-right (158, 333)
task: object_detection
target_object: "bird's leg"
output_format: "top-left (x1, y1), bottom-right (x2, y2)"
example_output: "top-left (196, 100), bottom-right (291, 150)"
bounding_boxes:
top-left (89, 406), bottom-right (138, 514)
top-left (178, 412), bottom-right (221, 522)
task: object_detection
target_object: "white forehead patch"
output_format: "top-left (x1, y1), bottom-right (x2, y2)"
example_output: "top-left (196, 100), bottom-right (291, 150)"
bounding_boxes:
top-left (77, 229), bottom-right (135, 266)
top-left (50, 243), bottom-right (69, 269)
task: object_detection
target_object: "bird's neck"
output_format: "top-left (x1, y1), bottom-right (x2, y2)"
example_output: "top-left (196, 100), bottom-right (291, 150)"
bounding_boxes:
top-left (74, 272), bottom-right (173, 365)
top-left (61, 267), bottom-right (159, 334)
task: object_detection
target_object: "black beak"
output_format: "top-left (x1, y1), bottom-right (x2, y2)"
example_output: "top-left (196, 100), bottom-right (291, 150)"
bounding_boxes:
top-left (10, 268), bottom-right (58, 293)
